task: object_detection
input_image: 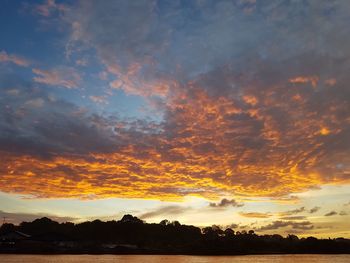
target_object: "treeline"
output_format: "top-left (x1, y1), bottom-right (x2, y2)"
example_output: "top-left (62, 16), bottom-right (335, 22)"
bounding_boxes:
top-left (0, 215), bottom-right (349, 254)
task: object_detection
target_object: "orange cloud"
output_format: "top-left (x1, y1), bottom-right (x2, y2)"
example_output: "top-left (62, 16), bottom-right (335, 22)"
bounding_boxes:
top-left (289, 75), bottom-right (319, 88)
top-left (108, 62), bottom-right (171, 97)
top-left (0, 80), bottom-right (348, 200)
top-left (319, 127), bottom-right (330, 136)
top-left (325, 78), bottom-right (337, 86)
top-left (0, 68), bottom-right (349, 200)
top-left (243, 95), bottom-right (258, 106)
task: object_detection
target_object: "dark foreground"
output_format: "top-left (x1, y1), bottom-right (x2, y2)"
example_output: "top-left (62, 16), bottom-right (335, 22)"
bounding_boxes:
top-left (1, 255), bottom-right (350, 263)
top-left (1, 215), bottom-right (349, 255)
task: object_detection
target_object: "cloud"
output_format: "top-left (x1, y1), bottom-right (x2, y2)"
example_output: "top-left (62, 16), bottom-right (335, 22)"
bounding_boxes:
top-left (279, 207), bottom-right (306, 216)
top-left (107, 63), bottom-right (171, 97)
top-left (324, 211), bottom-right (338, 217)
top-left (138, 205), bottom-right (191, 220)
top-left (32, 67), bottom-right (81, 89)
top-left (269, 195), bottom-right (300, 204)
top-left (34, 0), bottom-right (67, 17)
top-left (227, 223), bottom-right (239, 229)
top-left (0, 210), bottom-right (77, 225)
top-left (0, 1), bottom-right (350, 200)
top-left (0, 51), bottom-right (30, 67)
top-left (76, 58), bottom-right (88, 66)
top-left (64, 0), bottom-right (174, 97)
top-left (239, 212), bottom-right (271, 218)
top-left (279, 216), bottom-right (307, 220)
top-left (89, 95), bottom-right (108, 105)
top-left (289, 75), bottom-right (319, 88)
top-left (1, 57), bottom-right (350, 200)
top-left (309, 206), bottom-right (321, 214)
top-left (209, 198), bottom-right (244, 208)
top-left (258, 220), bottom-right (314, 231)
top-left (339, 211), bottom-right (348, 216)
top-left (0, 75), bottom-right (119, 160)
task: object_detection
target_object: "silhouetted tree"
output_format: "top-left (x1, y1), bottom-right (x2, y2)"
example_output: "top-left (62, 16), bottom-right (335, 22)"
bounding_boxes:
top-left (159, 219), bottom-right (170, 226)
top-left (0, 223), bottom-right (15, 234)
top-left (0, 215), bottom-right (349, 255)
top-left (248, 230), bottom-right (255, 235)
top-left (224, 228), bottom-right (235, 237)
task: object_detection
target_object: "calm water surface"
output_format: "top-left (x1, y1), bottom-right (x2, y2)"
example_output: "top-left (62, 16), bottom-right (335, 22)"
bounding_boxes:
top-left (0, 255), bottom-right (349, 263)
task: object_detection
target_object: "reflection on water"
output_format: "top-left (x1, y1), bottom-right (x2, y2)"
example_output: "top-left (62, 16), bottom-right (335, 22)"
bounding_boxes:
top-left (0, 255), bottom-right (349, 263)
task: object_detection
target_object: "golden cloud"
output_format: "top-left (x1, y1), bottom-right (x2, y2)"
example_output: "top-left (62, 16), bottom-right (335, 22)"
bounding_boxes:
top-left (0, 71), bottom-right (349, 200)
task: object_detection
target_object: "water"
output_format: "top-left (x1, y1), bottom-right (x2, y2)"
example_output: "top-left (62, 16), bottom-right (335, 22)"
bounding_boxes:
top-left (0, 255), bottom-right (349, 263)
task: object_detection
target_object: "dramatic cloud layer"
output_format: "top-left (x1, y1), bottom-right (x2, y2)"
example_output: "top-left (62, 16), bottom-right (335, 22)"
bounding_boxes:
top-left (0, 0), bottom-right (349, 202)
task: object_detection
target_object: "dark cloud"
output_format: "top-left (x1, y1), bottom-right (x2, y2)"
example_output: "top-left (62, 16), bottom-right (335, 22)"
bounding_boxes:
top-left (227, 223), bottom-right (239, 229)
top-left (339, 211), bottom-right (348, 216)
top-left (279, 207), bottom-right (306, 216)
top-left (258, 221), bottom-right (314, 231)
top-left (138, 205), bottom-right (191, 220)
top-left (324, 211), bottom-right (338, 217)
top-left (0, 84), bottom-right (119, 158)
top-left (209, 198), bottom-right (244, 208)
top-left (309, 206), bottom-right (321, 214)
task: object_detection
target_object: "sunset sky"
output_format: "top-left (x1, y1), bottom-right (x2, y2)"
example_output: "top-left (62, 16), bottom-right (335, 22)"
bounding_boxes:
top-left (0, 0), bottom-right (349, 238)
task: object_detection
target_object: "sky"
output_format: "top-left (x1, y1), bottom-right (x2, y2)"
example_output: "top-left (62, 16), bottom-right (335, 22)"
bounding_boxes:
top-left (0, 0), bottom-right (349, 238)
